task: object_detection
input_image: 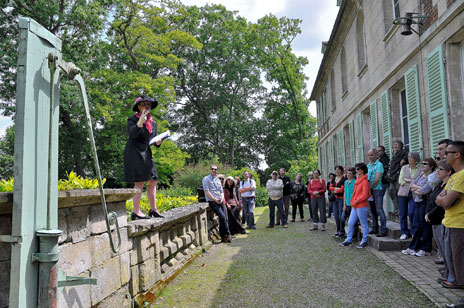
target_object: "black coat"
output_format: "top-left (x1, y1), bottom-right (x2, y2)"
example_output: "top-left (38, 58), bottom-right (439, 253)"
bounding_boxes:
top-left (387, 149), bottom-right (408, 184)
top-left (279, 175), bottom-right (292, 196)
top-left (123, 115), bottom-right (159, 183)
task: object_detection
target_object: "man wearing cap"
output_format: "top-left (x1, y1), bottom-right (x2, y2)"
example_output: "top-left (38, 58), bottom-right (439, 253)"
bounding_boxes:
top-left (266, 171), bottom-right (288, 228)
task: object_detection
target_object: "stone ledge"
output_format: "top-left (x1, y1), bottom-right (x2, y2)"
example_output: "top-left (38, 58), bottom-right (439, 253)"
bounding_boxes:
top-left (127, 203), bottom-right (209, 237)
top-left (0, 189), bottom-right (139, 214)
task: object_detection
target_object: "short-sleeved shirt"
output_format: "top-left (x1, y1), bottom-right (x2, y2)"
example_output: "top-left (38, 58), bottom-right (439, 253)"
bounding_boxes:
top-left (240, 179), bottom-right (256, 197)
top-left (344, 178), bottom-right (356, 206)
top-left (443, 169), bottom-right (464, 228)
top-left (367, 160), bottom-right (384, 191)
top-left (202, 174), bottom-right (223, 202)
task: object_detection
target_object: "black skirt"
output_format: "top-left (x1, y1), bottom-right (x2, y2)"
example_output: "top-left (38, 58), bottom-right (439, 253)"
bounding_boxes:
top-left (123, 115), bottom-right (159, 183)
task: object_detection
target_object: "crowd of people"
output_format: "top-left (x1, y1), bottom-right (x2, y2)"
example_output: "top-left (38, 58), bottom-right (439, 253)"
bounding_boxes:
top-left (330, 139), bottom-right (464, 298)
top-left (202, 139), bottom-right (464, 302)
top-left (127, 95), bottom-right (463, 307)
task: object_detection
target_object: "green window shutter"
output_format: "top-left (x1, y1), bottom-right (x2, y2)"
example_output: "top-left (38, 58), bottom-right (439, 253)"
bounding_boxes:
top-left (322, 92), bottom-right (326, 122)
top-left (328, 137), bottom-right (334, 173)
top-left (426, 45), bottom-right (449, 154)
top-left (349, 120), bottom-right (355, 165)
top-left (337, 130), bottom-right (346, 166)
top-left (370, 100), bottom-right (379, 148)
top-left (322, 143), bottom-right (327, 177)
top-left (404, 65), bottom-right (423, 154)
top-left (380, 91), bottom-right (393, 158)
top-left (326, 84), bottom-right (332, 114)
top-left (356, 113), bottom-right (364, 163)
top-left (337, 0), bottom-right (342, 6)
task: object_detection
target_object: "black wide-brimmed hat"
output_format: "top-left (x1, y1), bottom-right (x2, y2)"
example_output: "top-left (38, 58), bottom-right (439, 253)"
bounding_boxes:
top-left (132, 94), bottom-right (158, 112)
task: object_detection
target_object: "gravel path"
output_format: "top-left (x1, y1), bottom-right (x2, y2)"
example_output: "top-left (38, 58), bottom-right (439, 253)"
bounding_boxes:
top-left (153, 207), bottom-right (434, 308)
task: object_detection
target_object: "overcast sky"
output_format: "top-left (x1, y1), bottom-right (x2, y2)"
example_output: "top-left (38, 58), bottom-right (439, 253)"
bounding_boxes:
top-left (0, 1), bottom-right (339, 137)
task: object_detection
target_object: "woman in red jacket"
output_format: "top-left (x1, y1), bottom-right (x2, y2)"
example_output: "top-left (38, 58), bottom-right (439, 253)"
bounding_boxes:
top-left (339, 163), bottom-right (371, 248)
top-left (307, 170), bottom-right (327, 231)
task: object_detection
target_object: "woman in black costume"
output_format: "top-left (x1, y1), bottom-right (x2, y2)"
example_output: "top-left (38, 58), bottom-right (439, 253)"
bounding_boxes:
top-left (124, 94), bottom-right (164, 220)
top-left (224, 177), bottom-right (246, 235)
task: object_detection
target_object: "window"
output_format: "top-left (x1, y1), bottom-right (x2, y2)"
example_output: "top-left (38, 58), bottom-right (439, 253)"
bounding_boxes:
top-left (341, 47), bottom-right (348, 95)
top-left (330, 71), bottom-right (336, 110)
top-left (399, 89), bottom-right (410, 151)
top-left (356, 10), bottom-right (367, 71)
top-left (392, 0), bottom-right (400, 19)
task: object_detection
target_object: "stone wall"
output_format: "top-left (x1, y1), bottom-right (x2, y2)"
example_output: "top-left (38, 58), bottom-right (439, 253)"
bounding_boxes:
top-left (0, 190), bottom-right (218, 308)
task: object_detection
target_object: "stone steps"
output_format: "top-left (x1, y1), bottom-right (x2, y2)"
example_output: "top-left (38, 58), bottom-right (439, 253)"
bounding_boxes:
top-left (367, 234), bottom-right (412, 251)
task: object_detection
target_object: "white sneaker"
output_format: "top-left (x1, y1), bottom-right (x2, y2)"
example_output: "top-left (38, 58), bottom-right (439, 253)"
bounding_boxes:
top-left (415, 250), bottom-right (430, 257)
top-left (401, 248), bottom-right (415, 255)
top-left (399, 234), bottom-right (407, 240)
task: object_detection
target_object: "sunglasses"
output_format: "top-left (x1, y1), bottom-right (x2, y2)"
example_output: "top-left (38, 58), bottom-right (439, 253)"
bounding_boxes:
top-left (445, 151), bottom-right (457, 156)
top-left (211, 168), bottom-right (217, 171)
top-left (421, 163), bottom-right (429, 166)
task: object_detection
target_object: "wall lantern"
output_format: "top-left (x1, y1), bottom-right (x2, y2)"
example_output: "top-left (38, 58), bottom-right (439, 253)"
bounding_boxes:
top-left (393, 12), bottom-right (429, 36)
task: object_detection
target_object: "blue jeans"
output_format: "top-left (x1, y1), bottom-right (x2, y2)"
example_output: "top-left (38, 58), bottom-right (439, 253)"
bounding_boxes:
top-left (346, 207), bottom-right (369, 243)
top-left (328, 199), bottom-right (334, 217)
top-left (368, 189), bottom-right (387, 234)
top-left (333, 198), bottom-right (344, 234)
top-left (341, 206), bottom-right (352, 234)
top-left (208, 201), bottom-right (230, 238)
top-left (398, 192), bottom-right (415, 235)
top-left (242, 197), bottom-right (255, 228)
top-left (268, 197), bottom-right (287, 226)
top-left (409, 201), bottom-right (433, 251)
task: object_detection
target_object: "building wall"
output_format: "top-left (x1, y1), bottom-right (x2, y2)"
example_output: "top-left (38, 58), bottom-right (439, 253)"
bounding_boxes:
top-left (314, 0), bottom-right (464, 176)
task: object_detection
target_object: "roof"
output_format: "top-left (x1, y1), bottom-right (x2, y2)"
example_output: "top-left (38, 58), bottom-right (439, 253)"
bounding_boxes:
top-left (309, 0), bottom-right (348, 101)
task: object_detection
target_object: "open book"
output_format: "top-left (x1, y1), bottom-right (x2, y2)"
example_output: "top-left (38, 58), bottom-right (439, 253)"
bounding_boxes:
top-left (149, 130), bottom-right (171, 145)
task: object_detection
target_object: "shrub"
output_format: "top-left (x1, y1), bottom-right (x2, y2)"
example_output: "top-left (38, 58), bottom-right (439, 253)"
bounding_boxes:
top-left (158, 187), bottom-right (196, 197)
top-left (173, 161), bottom-right (261, 194)
top-left (126, 193), bottom-right (198, 217)
top-left (255, 186), bottom-right (268, 207)
top-left (173, 161), bottom-right (234, 193)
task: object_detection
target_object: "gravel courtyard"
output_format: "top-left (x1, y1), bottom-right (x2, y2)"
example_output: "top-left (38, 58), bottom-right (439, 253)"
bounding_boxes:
top-left (153, 207), bottom-right (433, 308)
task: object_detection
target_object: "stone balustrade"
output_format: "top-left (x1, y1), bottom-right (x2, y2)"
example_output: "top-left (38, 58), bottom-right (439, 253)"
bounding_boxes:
top-left (0, 190), bottom-right (218, 308)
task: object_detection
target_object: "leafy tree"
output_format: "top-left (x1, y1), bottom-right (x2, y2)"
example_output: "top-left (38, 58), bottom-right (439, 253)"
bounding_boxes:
top-left (168, 4), bottom-right (266, 169)
top-left (86, 0), bottom-right (200, 186)
top-left (0, 125), bottom-right (14, 179)
top-left (252, 15), bottom-right (317, 172)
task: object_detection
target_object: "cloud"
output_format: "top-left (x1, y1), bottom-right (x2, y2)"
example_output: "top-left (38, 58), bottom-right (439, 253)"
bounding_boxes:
top-left (180, 0), bottom-right (286, 21)
top-left (0, 116), bottom-right (13, 137)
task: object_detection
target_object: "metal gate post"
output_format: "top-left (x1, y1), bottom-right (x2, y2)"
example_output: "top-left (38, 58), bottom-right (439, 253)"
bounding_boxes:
top-left (10, 17), bottom-right (62, 308)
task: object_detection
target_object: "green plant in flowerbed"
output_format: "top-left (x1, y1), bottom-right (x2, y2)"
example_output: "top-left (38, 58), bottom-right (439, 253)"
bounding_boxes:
top-left (0, 171), bottom-right (106, 192)
top-left (58, 171), bottom-right (106, 191)
top-left (125, 189), bottom-right (198, 218)
top-left (0, 178), bottom-right (14, 192)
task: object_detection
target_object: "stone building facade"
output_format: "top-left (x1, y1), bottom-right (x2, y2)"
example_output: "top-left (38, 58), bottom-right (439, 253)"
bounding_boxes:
top-left (310, 0), bottom-right (464, 184)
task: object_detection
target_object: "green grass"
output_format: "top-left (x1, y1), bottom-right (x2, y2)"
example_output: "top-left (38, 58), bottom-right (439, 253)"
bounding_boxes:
top-left (152, 207), bottom-right (434, 308)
